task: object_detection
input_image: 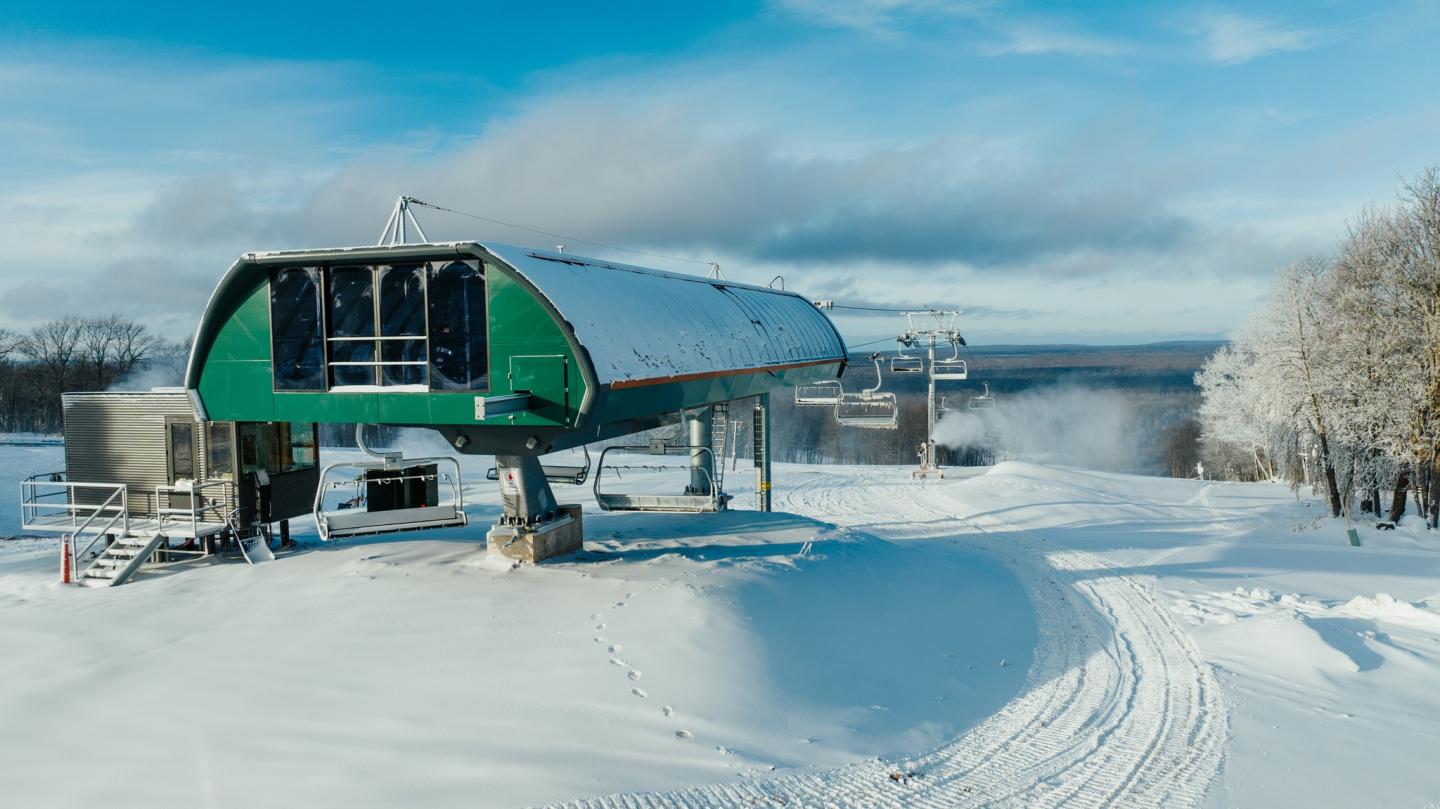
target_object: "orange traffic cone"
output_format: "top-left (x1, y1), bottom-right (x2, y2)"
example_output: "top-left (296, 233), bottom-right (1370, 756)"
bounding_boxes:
top-left (60, 536), bottom-right (72, 584)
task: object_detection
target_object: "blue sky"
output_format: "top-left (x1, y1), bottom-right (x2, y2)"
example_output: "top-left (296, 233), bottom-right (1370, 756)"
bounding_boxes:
top-left (1, 0), bottom-right (1437, 345)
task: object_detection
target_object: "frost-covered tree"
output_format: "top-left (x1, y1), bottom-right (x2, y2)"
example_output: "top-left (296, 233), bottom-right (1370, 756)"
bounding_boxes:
top-left (1199, 167), bottom-right (1440, 528)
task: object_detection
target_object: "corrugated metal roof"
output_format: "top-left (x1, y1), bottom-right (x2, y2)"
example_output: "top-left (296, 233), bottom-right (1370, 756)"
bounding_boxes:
top-left (483, 244), bottom-right (847, 386)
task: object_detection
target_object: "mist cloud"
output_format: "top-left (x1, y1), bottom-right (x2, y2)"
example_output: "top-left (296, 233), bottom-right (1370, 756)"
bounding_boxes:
top-left (935, 386), bottom-right (1146, 472)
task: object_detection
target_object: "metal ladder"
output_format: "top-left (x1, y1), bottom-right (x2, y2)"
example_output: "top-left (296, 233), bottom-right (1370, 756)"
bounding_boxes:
top-left (710, 402), bottom-right (730, 493)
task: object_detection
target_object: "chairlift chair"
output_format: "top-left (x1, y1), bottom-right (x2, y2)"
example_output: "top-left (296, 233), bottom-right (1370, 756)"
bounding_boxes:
top-left (487, 444), bottom-right (592, 485)
top-left (592, 444), bottom-right (727, 512)
top-left (794, 379), bottom-right (843, 406)
top-left (835, 354), bottom-right (899, 430)
top-left (968, 381), bottom-right (995, 410)
top-left (890, 339), bottom-right (925, 374)
top-left (313, 425), bottom-right (468, 540)
top-left (931, 339), bottom-right (968, 380)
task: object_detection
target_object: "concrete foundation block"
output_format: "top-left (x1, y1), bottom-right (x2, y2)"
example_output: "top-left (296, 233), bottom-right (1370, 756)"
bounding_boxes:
top-left (487, 504), bottom-right (584, 563)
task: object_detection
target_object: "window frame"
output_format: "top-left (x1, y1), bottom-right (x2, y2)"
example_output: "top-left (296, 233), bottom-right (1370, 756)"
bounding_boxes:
top-left (268, 266), bottom-right (328, 392)
top-left (267, 258), bottom-right (490, 394)
top-left (426, 259), bottom-right (492, 393)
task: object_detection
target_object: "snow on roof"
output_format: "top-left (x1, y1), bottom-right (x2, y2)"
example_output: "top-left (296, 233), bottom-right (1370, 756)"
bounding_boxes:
top-left (483, 244), bottom-right (847, 386)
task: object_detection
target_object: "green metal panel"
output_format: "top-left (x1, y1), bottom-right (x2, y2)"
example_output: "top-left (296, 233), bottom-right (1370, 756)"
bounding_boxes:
top-left (510, 355), bottom-right (569, 423)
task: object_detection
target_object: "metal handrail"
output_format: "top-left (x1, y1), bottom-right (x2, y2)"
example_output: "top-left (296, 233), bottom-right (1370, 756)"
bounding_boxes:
top-left (66, 485), bottom-right (128, 579)
top-left (19, 479), bottom-right (126, 529)
top-left (154, 480), bottom-right (232, 538)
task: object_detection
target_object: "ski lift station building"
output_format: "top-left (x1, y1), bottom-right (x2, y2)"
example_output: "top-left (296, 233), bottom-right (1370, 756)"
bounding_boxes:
top-left (20, 239), bottom-right (848, 582)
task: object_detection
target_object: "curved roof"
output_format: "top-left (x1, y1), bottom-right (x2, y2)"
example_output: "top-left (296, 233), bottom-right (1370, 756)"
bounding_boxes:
top-left (481, 244), bottom-right (846, 387)
top-left (185, 241), bottom-right (846, 391)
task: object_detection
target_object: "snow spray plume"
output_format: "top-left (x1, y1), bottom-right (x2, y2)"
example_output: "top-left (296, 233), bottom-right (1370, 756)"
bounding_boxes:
top-left (106, 363), bottom-right (183, 392)
top-left (934, 386), bottom-right (1146, 473)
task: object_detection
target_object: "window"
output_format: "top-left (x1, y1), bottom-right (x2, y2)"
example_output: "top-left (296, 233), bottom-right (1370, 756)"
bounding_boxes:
top-left (168, 422), bottom-right (196, 482)
top-left (270, 268), bottom-right (326, 390)
top-left (268, 258), bottom-right (486, 393)
top-left (207, 422), bottom-right (234, 481)
top-left (379, 265), bottom-right (428, 386)
top-left (238, 422), bottom-right (318, 476)
top-left (428, 260), bottom-right (488, 390)
top-left (327, 266), bottom-right (377, 387)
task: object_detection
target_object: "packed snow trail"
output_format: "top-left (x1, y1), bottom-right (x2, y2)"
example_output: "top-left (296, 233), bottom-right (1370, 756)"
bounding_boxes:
top-left (555, 467), bottom-right (1226, 807)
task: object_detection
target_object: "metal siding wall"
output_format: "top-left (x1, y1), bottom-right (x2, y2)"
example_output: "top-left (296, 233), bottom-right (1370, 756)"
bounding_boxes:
top-left (61, 393), bottom-right (236, 518)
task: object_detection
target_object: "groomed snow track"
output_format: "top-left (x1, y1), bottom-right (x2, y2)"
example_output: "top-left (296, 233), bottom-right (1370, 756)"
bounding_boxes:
top-left (551, 469), bottom-right (1227, 808)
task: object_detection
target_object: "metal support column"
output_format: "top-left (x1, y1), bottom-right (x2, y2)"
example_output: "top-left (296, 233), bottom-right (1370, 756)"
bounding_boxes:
top-left (495, 455), bottom-right (560, 526)
top-left (686, 407), bottom-right (714, 496)
top-left (754, 394), bottom-right (772, 512)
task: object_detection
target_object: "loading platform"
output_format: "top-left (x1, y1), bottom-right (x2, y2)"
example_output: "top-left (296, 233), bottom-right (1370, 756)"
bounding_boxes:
top-left (21, 473), bottom-right (234, 586)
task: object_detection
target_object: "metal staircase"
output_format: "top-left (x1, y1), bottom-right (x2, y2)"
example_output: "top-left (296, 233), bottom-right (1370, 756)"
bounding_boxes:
top-left (78, 534), bottom-right (168, 587)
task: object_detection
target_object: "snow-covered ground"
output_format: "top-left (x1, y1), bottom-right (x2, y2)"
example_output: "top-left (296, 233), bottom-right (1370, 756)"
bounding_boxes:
top-left (3, 439), bottom-right (1440, 807)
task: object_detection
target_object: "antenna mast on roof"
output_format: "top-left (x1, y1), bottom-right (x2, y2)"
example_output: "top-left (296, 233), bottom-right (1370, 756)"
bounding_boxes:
top-left (378, 195), bottom-right (431, 246)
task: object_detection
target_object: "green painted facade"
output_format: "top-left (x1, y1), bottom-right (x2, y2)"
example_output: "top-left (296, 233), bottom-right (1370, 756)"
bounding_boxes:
top-left (197, 267), bottom-right (584, 430)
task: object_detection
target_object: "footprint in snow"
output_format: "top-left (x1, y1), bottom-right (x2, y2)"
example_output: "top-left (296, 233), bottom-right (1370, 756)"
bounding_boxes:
top-left (628, 670), bottom-right (642, 681)
top-left (608, 644), bottom-right (623, 653)
top-left (631, 687), bottom-right (648, 698)
top-left (675, 730), bottom-right (693, 740)
top-left (609, 657), bottom-right (627, 667)
top-left (662, 705), bottom-right (674, 717)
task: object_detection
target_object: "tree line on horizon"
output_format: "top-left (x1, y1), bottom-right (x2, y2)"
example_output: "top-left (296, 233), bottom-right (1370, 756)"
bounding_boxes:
top-left (0, 316), bottom-right (186, 433)
top-left (1197, 167), bottom-right (1440, 528)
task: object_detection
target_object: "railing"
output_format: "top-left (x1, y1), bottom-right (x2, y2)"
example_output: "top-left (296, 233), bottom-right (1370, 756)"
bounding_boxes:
top-left (153, 480), bottom-right (232, 541)
top-left (64, 485), bottom-right (128, 580)
top-left (19, 474), bottom-right (127, 532)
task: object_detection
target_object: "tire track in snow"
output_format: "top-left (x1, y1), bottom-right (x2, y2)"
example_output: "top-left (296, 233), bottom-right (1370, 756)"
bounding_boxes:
top-left (552, 470), bottom-right (1227, 808)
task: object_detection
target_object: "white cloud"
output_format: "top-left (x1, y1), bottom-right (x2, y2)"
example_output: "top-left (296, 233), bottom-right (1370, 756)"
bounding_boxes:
top-left (1197, 13), bottom-right (1321, 65)
top-left (980, 20), bottom-right (1131, 57)
top-left (770, 0), bottom-right (987, 37)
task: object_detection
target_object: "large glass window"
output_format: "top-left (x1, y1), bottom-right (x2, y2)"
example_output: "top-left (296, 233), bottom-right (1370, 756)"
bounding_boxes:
top-left (379, 265), bottom-right (428, 386)
top-left (239, 422), bottom-right (318, 476)
top-left (327, 266), bottom-right (377, 387)
top-left (269, 258), bottom-right (484, 392)
top-left (428, 260), bottom-right (489, 390)
top-left (206, 422), bottom-right (234, 481)
top-left (270, 267), bottom-right (326, 390)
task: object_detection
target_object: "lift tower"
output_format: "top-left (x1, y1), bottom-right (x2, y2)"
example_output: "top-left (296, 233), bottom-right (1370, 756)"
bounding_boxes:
top-left (899, 311), bottom-right (968, 479)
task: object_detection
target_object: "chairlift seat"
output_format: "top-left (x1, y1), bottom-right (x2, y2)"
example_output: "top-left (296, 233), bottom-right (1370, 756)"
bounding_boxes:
top-left (890, 356), bottom-right (925, 374)
top-left (835, 392), bottom-right (899, 429)
top-left (932, 359), bottom-right (968, 380)
top-left (314, 456), bottom-right (467, 540)
top-left (592, 445), bottom-right (725, 513)
top-left (594, 493), bottom-right (724, 512)
top-left (795, 380), bottom-right (843, 406)
top-left (323, 504), bottom-right (468, 539)
top-left (486, 463), bottom-right (590, 485)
